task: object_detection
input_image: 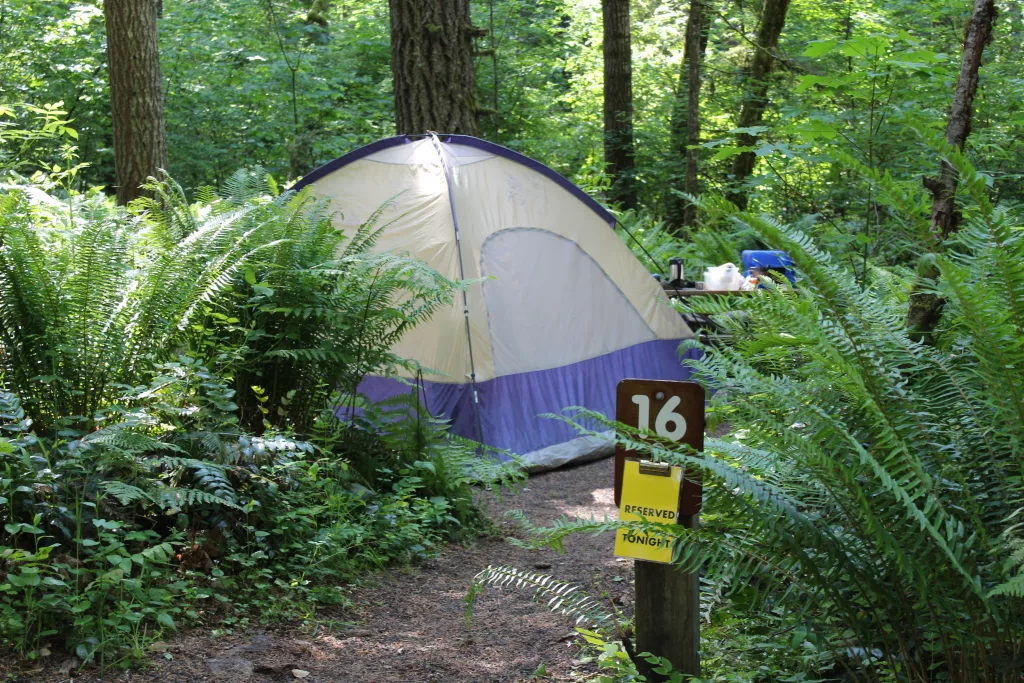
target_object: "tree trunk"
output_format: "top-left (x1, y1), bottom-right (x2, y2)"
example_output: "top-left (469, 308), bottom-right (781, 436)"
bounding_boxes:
top-left (104, 0), bottom-right (169, 206)
top-left (666, 0), bottom-right (710, 232)
top-left (727, 0), bottom-right (791, 209)
top-left (603, 0), bottom-right (637, 210)
top-left (906, 0), bottom-right (997, 339)
top-left (305, 0), bottom-right (330, 27)
top-left (389, 0), bottom-right (480, 136)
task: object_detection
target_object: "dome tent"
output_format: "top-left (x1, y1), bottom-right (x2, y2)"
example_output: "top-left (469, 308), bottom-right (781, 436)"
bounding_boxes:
top-left (293, 134), bottom-right (697, 469)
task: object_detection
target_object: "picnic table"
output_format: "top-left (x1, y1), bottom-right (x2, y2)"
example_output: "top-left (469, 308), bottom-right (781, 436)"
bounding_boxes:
top-left (659, 282), bottom-right (751, 345)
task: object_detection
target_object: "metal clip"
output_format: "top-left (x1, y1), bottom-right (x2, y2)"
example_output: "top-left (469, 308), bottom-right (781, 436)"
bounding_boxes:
top-left (638, 460), bottom-right (672, 477)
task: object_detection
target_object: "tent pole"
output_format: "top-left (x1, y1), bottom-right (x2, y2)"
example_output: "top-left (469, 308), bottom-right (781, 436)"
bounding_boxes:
top-left (429, 133), bottom-right (486, 446)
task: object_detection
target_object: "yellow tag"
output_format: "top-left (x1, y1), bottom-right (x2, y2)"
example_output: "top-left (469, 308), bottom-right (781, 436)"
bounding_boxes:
top-left (614, 459), bottom-right (682, 564)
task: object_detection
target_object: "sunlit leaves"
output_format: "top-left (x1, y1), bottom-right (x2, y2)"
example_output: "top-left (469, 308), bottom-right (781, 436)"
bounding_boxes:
top-left (839, 35), bottom-right (890, 59)
top-left (802, 38), bottom-right (837, 58)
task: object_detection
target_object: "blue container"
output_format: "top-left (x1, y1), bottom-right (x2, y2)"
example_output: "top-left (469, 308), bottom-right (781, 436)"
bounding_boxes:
top-left (741, 250), bottom-right (796, 284)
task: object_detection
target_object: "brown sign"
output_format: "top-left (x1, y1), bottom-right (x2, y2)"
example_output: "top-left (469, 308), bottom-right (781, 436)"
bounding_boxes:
top-left (614, 379), bottom-right (703, 515)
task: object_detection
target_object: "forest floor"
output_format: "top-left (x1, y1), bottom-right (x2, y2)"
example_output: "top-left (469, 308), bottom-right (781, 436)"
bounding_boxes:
top-left (4, 457), bottom-right (630, 683)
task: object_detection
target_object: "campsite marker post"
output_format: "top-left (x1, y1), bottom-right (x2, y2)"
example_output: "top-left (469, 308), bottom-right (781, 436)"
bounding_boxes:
top-left (614, 379), bottom-right (703, 681)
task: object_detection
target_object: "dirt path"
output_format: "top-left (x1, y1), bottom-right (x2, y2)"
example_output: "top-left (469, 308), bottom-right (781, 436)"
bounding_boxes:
top-left (16, 457), bottom-right (629, 682)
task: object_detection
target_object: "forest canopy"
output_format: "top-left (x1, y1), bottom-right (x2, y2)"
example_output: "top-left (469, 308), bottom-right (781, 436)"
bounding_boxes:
top-left (4, 0), bottom-right (1020, 225)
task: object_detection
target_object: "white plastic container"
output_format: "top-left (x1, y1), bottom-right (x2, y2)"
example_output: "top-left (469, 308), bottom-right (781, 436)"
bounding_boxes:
top-left (703, 263), bottom-right (743, 291)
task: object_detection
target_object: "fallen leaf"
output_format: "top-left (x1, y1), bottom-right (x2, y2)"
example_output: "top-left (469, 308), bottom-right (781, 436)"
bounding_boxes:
top-left (149, 641), bottom-right (169, 653)
top-left (59, 657), bottom-right (80, 676)
top-left (292, 670), bottom-right (310, 679)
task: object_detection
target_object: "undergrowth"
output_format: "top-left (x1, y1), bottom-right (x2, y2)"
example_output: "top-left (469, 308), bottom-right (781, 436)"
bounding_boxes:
top-left (0, 133), bottom-right (522, 671)
top-left (473, 151), bottom-right (1024, 683)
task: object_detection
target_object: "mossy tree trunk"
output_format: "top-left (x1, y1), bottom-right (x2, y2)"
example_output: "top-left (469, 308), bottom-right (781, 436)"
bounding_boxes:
top-left (666, 0), bottom-right (711, 233)
top-left (603, 0), bottom-right (637, 210)
top-left (906, 0), bottom-right (997, 340)
top-left (727, 0), bottom-right (790, 209)
top-left (104, 0), bottom-right (168, 205)
top-left (390, 0), bottom-right (481, 136)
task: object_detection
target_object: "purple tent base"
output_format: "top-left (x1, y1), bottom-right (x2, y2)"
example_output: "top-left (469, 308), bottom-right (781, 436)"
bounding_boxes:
top-left (352, 339), bottom-right (702, 458)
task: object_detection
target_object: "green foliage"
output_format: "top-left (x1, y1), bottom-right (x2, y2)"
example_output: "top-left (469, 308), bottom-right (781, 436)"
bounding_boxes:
top-left (469, 565), bottom-right (617, 629)
top-left (0, 355), bottom-right (516, 670)
top-left (616, 206), bottom-right (757, 280)
top-left (0, 169), bottom-right (518, 668)
top-left (686, 593), bottom-right (840, 683)
top-left (4, 0), bottom-right (1024, 678)
top-left (513, 172), bottom-right (1024, 681)
top-left (135, 171), bottom-right (461, 436)
top-left (3, 0), bottom-right (1022, 251)
top-left (0, 517), bottom-right (182, 669)
top-left (468, 565), bottom-right (694, 682)
top-left (0, 102), bottom-right (81, 175)
top-left (0, 163), bottom-right (458, 438)
top-left (577, 629), bottom-right (687, 683)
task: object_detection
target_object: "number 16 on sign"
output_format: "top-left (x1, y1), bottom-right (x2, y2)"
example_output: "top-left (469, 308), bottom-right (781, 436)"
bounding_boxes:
top-left (614, 379), bottom-right (703, 511)
top-left (630, 393), bottom-right (687, 441)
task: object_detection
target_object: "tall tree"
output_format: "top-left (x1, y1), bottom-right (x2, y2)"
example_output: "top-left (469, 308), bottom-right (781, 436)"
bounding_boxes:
top-left (389, 0), bottom-right (481, 136)
top-left (603, 0), bottom-right (637, 210)
top-left (727, 0), bottom-right (791, 209)
top-left (906, 0), bottom-right (997, 339)
top-left (666, 0), bottom-right (711, 232)
top-left (104, 0), bottom-right (168, 205)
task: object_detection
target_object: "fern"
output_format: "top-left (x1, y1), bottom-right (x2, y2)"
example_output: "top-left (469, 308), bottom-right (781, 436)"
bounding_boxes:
top-left (518, 177), bottom-right (1024, 682)
top-left (990, 573), bottom-right (1024, 599)
top-left (101, 479), bottom-right (241, 513)
top-left (0, 168), bottom-right (455, 439)
top-left (155, 456), bottom-right (237, 505)
top-left (101, 481), bottom-right (152, 506)
top-left (83, 429), bottom-right (176, 454)
top-left (0, 389), bottom-right (27, 430)
top-left (150, 486), bottom-right (242, 512)
top-left (469, 565), bottom-right (617, 630)
top-left (0, 165), bottom-right (480, 662)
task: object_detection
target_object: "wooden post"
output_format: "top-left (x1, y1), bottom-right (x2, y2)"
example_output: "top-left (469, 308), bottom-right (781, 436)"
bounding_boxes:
top-left (614, 379), bottom-right (703, 682)
top-left (634, 513), bottom-right (700, 680)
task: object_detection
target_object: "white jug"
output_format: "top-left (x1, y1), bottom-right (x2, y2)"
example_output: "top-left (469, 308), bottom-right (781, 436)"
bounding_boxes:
top-left (704, 263), bottom-right (743, 291)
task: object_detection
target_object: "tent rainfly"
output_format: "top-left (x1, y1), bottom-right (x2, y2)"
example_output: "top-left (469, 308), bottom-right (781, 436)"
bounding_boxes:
top-left (293, 134), bottom-right (697, 469)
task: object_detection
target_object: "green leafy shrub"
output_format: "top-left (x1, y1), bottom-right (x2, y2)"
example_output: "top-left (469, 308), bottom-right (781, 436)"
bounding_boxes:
top-left (468, 565), bottom-right (687, 683)
top-left (615, 207), bottom-right (758, 282)
top-left (0, 376), bottom-right (517, 666)
top-left (512, 163), bottom-right (1024, 681)
top-left (0, 170), bottom-right (520, 668)
top-left (137, 178), bottom-right (461, 437)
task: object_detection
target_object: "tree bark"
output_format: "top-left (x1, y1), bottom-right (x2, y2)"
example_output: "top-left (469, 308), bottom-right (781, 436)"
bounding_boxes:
top-left (104, 0), bottom-right (169, 205)
top-left (906, 0), bottom-right (997, 339)
top-left (666, 0), bottom-right (710, 233)
top-left (305, 0), bottom-right (330, 27)
top-left (603, 0), bottom-right (637, 210)
top-left (389, 0), bottom-right (480, 136)
top-left (726, 0), bottom-right (791, 209)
